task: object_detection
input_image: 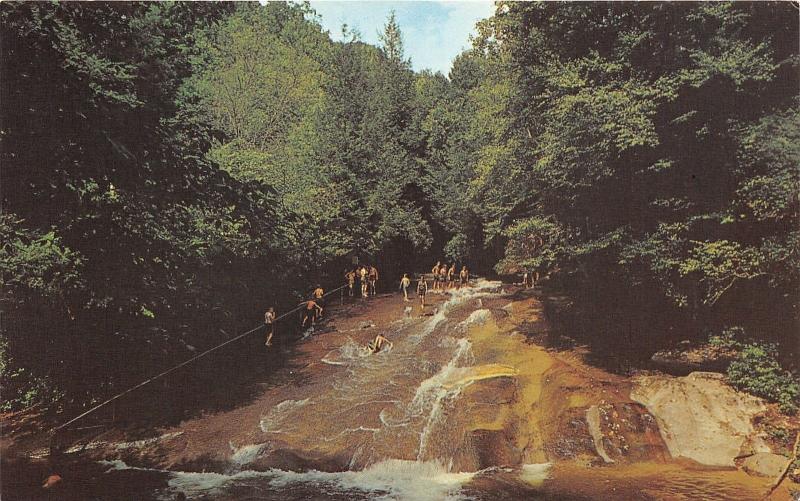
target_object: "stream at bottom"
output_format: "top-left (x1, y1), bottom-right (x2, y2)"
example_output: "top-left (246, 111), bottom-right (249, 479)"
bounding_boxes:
top-left (97, 280), bottom-right (777, 500)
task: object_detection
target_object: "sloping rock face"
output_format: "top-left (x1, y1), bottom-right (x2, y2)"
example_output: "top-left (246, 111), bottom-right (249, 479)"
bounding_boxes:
top-left (630, 372), bottom-right (769, 467)
top-left (741, 452), bottom-right (787, 477)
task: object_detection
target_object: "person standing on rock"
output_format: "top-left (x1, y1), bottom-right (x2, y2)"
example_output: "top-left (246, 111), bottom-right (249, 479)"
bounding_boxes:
top-left (369, 265), bottom-right (379, 296)
top-left (447, 263), bottom-right (456, 290)
top-left (400, 273), bottom-right (411, 301)
top-left (345, 269), bottom-right (356, 297)
top-left (417, 275), bottom-right (428, 311)
top-left (313, 285), bottom-right (325, 315)
top-left (431, 261), bottom-right (441, 291)
top-left (264, 307), bottom-right (276, 346)
top-left (301, 299), bottom-right (323, 329)
top-left (459, 266), bottom-right (469, 288)
top-left (439, 265), bottom-right (447, 291)
top-left (359, 266), bottom-right (369, 298)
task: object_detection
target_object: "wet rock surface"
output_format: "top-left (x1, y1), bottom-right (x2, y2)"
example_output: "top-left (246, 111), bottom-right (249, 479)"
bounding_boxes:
top-left (9, 285), bottom-right (797, 500)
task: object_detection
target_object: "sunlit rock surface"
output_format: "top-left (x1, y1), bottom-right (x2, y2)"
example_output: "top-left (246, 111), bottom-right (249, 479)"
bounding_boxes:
top-left (631, 371), bottom-right (769, 466)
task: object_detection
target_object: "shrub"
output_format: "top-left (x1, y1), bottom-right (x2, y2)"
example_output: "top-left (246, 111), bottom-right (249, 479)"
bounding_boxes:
top-left (727, 342), bottom-right (800, 414)
top-left (708, 326), bottom-right (746, 350)
top-left (0, 336), bottom-right (64, 412)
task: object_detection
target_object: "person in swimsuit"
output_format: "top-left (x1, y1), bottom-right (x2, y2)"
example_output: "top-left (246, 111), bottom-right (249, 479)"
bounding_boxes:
top-left (400, 273), bottom-right (411, 301)
top-left (360, 266), bottom-right (369, 298)
top-left (368, 333), bottom-right (393, 353)
top-left (417, 275), bottom-right (428, 311)
top-left (264, 307), bottom-right (276, 346)
top-left (301, 299), bottom-right (323, 328)
top-left (459, 266), bottom-right (469, 288)
top-left (439, 265), bottom-right (448, 291)
top-left (431, 262), bottom-right (441, 291)
top-left (313, 285), bottom-right (325, 314)
top-left (447, 264), bottom-right (456, 289)
top-left (346, 269), bottom-right (356, 297)
top-left (369, 266), bottom-right (379, 296)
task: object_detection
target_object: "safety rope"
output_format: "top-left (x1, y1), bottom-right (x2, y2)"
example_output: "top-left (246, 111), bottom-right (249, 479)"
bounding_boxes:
top-left (52, 283), bottom-right (350, 438)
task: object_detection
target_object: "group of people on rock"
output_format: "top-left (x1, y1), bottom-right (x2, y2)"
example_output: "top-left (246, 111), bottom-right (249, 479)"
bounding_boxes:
top-left (345, 265), bottom-right (380, 299)
top-left (262, 261), bottom-right (472, 352)
top-left (263, 284), bottom-right (327, 346)
top-left (375, 262), bottom-right (472, 351)
top-left (399, 262), bottom-right (471, 311)
top-left (430, 261), bottom-right (470, 292)
top-left (521, 270), bottom-right (539, 288)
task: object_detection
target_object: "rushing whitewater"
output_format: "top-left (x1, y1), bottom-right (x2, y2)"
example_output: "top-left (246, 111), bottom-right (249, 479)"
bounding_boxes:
top-left (90, 278), bottom-right (779, 500)
top-left (168, 279), bottom-right (518, 500)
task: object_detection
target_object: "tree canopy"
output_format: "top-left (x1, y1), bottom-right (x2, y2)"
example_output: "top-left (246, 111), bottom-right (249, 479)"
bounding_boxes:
top-left (1, 1), bottom-right (796, 414)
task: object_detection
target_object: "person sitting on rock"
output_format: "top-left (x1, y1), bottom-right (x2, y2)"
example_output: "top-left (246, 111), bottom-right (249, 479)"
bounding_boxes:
top-left (367, 333), bottom-right (393, 353)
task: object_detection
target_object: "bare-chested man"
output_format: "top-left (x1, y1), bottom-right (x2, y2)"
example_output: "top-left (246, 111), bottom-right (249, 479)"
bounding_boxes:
top-left (301, 299), bottom-right (323, 328)
top-left (417, 275), bottom-right (429, 311)
top-left (346, 269), bottom-right (356, 296)
top-left (446, 264), bottom-right (455, 289)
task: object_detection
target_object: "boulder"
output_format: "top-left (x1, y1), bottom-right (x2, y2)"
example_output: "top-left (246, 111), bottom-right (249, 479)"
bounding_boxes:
top-left (741, 452), bottom-right (788, 478)
top-left (631, 372), bottom-right (768, 467)
top-left (650, 344), bottom-right (735, 376)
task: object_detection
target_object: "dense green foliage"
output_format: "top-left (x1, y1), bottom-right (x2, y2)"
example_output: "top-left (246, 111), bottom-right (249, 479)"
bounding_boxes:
top-left (1, 2), bottom-right (797, 415)
top-left (470, 3), bottom-right (798, 301)
top-left (455, 2), bottom-right (799, 407)
top-left (728, 343), bottom-right (799, 413)
top-left (188, 5), bottom-right (432, 268)
top-left (450, 3), bottom-right (798, 354)
top-left (1, 2), bottom-right (286, 411)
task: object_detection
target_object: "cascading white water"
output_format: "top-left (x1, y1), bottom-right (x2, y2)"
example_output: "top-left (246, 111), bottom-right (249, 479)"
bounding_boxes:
top-left (259, 398), bottom-right (310, 433)
top-left (110, 279), bottom-right (545, 500)
top-left (257, 280), bottom-right (505, 470)
top-left (102, 457), bottom-right (480, 501)
top-left (90, 276), bottom-right (767, 500)
top-left (411, 337), bottom-right (474, 461)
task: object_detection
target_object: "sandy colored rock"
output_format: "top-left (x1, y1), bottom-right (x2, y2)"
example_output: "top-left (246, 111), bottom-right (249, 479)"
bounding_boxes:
top-left (630, 372), bottom-right (768, 467)
top-left (741, 452), bottom-right (788, 478)
top-left (586, 406), bottom-right (614, 463)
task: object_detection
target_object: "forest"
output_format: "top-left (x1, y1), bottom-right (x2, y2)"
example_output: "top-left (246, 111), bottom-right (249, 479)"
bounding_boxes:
top-left (1, 1), bottom-right (798, 419)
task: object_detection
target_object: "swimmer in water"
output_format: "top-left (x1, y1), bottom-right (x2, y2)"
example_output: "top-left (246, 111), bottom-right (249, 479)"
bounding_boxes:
top-left (367, 333), bottom-right (393, 353)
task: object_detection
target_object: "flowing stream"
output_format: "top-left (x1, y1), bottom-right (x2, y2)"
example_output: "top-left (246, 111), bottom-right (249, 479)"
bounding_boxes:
top-left (94, 280), bottom-right (778, 500)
